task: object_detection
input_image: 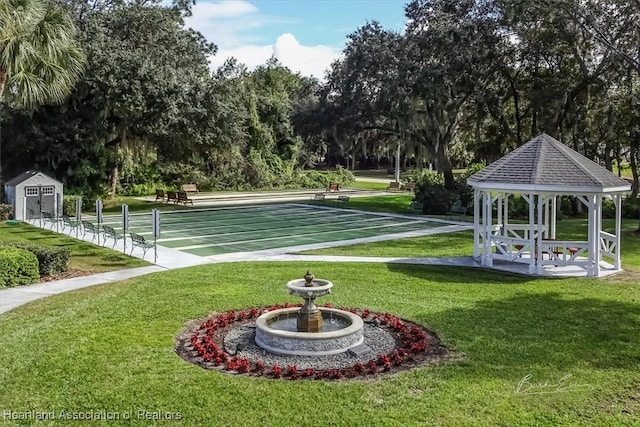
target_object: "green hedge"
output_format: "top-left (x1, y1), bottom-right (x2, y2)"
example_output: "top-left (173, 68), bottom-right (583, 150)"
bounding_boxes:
top-left (0, 247), bottom-right (40, 287)
top-left (0, 204), bottom-right (13, 220)
top-left (0, 241), bottom-right (70, 276)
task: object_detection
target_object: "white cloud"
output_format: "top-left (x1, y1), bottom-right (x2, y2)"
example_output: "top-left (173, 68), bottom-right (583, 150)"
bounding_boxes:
top-left (272, 33), bottom-right (340, 78)
top-left (185, 1), bottom-right (342, 78)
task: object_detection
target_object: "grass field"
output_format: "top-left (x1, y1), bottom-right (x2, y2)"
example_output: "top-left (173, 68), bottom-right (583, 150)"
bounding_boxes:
top-left (300, 219), bottom-right (640, 273)
top-left (0, 262), bottom-right (638, 426)
top-left (0, 222), bottom-right (148, 274)
top-left (1, 192), bottom-right (638, 426)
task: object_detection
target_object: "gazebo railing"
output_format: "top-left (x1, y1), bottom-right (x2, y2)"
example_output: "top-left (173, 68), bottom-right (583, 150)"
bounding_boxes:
top-left (538, 240), bottom-right (589, 267)
top-left (599, 231), bottom-right (617, 259)
top-left (491, 235), bottom-right (531, 263)
top-left (504, 224), bottom-right (547, 240)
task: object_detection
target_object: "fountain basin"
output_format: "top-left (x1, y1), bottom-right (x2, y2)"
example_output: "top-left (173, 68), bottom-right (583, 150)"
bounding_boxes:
top-left (255, 308), bottom-right (364, 356)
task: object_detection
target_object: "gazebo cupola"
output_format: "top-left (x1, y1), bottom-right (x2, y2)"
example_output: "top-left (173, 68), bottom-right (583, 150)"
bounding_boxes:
top-left (467, 134), bottom-right (631, 277)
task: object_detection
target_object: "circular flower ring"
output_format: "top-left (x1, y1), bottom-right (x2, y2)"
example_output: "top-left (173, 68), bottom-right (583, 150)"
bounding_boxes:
top-left (176, 303), bottom-right (452, 380)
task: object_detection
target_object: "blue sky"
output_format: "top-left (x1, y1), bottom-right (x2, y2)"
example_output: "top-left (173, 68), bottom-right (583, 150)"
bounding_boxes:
top-left (184, 0), bottom-right (407, 78)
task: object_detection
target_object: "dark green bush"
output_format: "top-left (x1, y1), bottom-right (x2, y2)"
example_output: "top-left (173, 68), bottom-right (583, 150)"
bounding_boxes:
top-left (327, 166), bottom-right (356, 187)
top-left (0, 204), bottom-right (13, 220)
top-left (0, 247), bottom-right (40, 287)
top-left (622, 196), bottom-right (639, 219)
top-left (63, 195), bottom-right (82, 216)
top-left (0, 241), bottom-right (70, 276)
top-left (413, 171), bottom-right (454, 214)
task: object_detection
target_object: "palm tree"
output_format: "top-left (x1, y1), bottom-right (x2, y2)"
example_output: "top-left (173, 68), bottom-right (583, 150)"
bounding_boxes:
top-left (0, 0), bottom-right (85, 196)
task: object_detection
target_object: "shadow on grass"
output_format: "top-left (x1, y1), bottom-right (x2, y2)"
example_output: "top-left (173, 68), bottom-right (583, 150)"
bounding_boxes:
top-left (426, 291), bottom-right (640, 373)
top-left (385, 264), bottom-right (535, 285)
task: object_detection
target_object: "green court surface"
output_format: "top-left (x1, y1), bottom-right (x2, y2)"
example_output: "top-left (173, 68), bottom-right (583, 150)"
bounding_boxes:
top-left (100, 204), bottom-right (444, 256)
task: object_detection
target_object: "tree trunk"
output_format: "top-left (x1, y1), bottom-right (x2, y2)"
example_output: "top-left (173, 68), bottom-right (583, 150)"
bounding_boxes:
top-left (435, 139), bottom-right (454, 190)
top-left (110, 164), bottom-right (118, 197)
top-left (0, 69), bottom-right (7, 100)
top-left (0, 70), bottom-right (5, 189)
top-left (510, 79), bottom-right (522, 146)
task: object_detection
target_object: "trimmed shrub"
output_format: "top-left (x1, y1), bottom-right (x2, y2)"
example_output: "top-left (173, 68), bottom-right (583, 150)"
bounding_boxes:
top-left (63, 195), bottom-right (81, 216)
top-left (0, 241), bottom-right (70, 276)
top-left (0, 204), bottom-right (13, 220)
top-left (0, 248), bottom-right (40, 287)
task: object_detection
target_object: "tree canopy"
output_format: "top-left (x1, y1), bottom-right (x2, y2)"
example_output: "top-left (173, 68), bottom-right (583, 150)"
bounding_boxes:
top-left (0, 0), bottom-right (638, 205)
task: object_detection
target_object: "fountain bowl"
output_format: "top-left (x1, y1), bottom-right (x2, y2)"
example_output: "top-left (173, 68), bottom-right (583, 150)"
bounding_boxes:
top-left (286, 278), bottom-right (332, 299)
top-left (255, 307), bottom-right (364, 356)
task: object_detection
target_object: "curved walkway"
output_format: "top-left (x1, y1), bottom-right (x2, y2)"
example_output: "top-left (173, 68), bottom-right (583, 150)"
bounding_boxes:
top-left (0, 254), bottom-right (479, 314)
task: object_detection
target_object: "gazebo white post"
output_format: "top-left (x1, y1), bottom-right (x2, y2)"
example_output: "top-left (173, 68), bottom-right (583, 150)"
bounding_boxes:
top-left (497, 193), bottom-right (503, 230)
top-left (614, 193), bottom-right (622, 269)
top-left (503, 193), bottom-right (510, 233)
top-left (586, 195), bottom-right (596, 276)
top-left (550, 195), bottom-right (557, 239)
top-left (527, 193), bottom-right (536, 274)
top-left (593, 195), bottom-right (603, 276)
top-left (484, 190), bottom-right (493, 266)
top-left (473, 189), bottom-right (480, 258)
top-left (536, 194), bottom-right (544, 274)
top-left (543, 195), bottom-right (550, 238)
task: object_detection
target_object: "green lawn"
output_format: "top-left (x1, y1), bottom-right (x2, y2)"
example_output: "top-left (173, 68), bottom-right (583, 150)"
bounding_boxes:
top-left (0, 262), bottom-right (638, 426)
top-left (300, 219), bottom-right (640, 273)
top-left (0, 222), bottom-right (148, 274)
top-left (347, 180), bottom-right (390, 190)
top-left (319, 193), bottom-right (417, 215)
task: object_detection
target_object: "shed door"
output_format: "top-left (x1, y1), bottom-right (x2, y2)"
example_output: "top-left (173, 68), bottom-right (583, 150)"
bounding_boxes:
top-left (41, 186), bottom-right (55, 215)
top-left (24, 187), bottom-right (40, 219)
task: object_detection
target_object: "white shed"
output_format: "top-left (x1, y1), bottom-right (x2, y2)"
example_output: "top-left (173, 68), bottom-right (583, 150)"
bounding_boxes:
top-left (467, 134), bottom-right (631, 277)
top-left (3, 171), bottom-right (64, 221)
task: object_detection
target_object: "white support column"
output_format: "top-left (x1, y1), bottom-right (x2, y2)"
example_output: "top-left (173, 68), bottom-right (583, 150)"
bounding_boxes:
top-left (594, 195), bottom-right (602, 276)
top-left (484, 191), bottom-right (493, 266)
top-left (497, 194), bottom-right (503, 228)
top-left (503, 193), bottom-right (510, 231)
top-left (550, 195), bottom-right (557, 239)
top-left (614, 194), bottom-right (622, 269)
top-left (543, 195), bottom-right (549, 238)
top-left (527, 193), bottom-right (536, 274)
top-left (587, 195), bottom-right (596, 276)
top-left (536, 194), bottom-right (544, 274)
top-left (473, 189), bottom-right (480, 258)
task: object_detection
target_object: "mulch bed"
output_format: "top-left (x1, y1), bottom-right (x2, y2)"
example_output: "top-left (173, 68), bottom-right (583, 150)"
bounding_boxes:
top-left (176, 305), bottom-right (462, 381)
top-left (39, 269), bottom-right (96, 282)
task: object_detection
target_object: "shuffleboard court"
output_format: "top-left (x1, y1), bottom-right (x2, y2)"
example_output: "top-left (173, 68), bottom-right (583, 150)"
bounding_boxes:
top-left (99, 203), bottom-right (446, 257)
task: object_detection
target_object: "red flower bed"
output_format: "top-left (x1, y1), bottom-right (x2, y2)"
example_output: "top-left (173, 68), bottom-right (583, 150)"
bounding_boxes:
top-left (180, 303), bottom-right (444, 380)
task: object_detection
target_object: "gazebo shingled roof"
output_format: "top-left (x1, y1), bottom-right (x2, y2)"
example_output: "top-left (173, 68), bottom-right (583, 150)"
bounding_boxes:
top-left (468, 133), bottom-right (630, 191)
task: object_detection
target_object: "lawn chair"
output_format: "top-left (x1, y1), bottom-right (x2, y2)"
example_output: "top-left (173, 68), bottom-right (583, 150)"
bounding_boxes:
top-left (101, 225), bottom-right (124, 248)
top-left (82, 220), bottom-right (98, 242)
top-left (166, 191), bottom-right (178, 204)
top-left (155, 189), bottom-right (166, 202)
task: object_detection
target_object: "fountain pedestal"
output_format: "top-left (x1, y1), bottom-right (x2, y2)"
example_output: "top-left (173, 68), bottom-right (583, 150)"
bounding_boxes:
top-left (297, 298), bottom-right (323, 332)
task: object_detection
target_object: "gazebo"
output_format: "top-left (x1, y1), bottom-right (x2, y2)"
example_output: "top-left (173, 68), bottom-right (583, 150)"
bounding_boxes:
top-left (467, 134), bottom-right (631, 277)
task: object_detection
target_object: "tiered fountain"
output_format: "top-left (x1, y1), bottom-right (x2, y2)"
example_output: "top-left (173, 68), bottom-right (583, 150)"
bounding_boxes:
top-left (254, 271), bottom-right (364, 356)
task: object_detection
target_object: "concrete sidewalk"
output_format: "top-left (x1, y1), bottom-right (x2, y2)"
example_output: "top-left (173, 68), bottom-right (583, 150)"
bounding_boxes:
top-left (0, 253), bottom-right (478, 315)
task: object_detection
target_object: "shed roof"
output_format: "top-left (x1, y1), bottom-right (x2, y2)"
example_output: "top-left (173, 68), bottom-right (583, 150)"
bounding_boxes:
top-left (467, 134), bottom-right (631, 193)
top-left (5, 170), bottom-right (62, 186)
